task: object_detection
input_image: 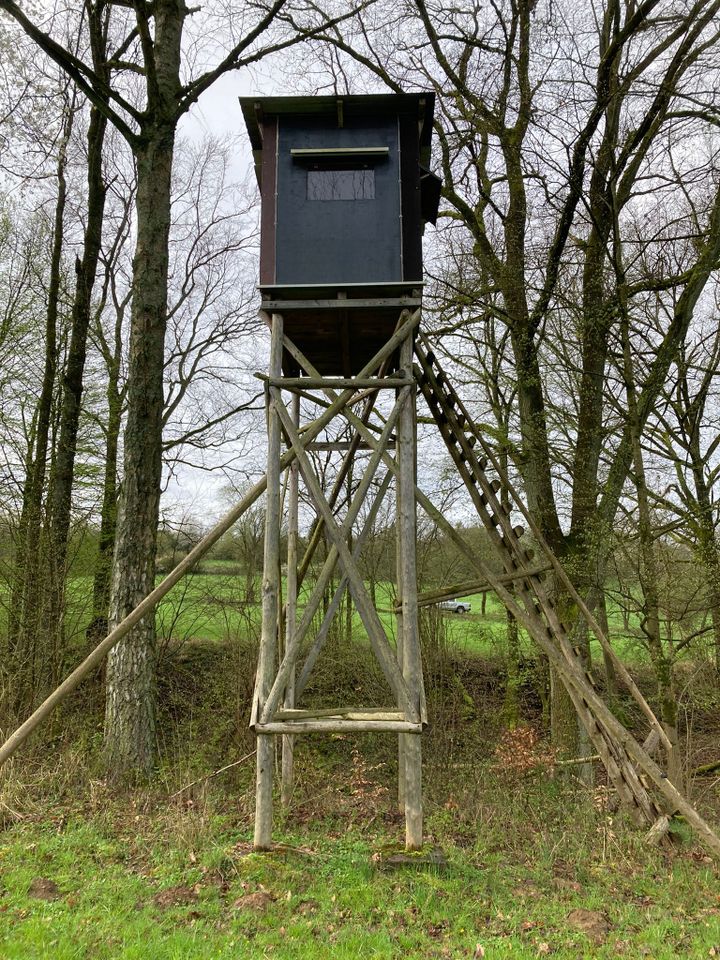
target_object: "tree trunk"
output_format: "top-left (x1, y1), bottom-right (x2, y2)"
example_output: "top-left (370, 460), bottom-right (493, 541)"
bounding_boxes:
top-left (622, 315), bottom-right (681, 787)
top-left (688, 430), bottom-right (720, 673)
top-left (88, 344), bottom-right (122, 640)
top-left (102, 0), bottom-right (184, 782)
top-left (47, 102), bottom-right (108, 655)
top-left (104, 126), bottom-right (176, 781)
top-left (9, 102), bottom-right (72, 707)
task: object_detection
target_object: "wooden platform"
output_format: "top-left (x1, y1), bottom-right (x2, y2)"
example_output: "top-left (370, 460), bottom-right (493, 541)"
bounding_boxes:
top-left (260, 284), bottom-right (422, 376)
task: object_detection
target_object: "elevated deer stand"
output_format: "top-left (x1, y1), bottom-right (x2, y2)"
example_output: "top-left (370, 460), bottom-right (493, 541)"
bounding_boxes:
top-left (251, 309), bottom-right (425, 850)
top-left (3, 91), bottom-right (719, 866)
top-left (242, 92), bottom-right (439, 851)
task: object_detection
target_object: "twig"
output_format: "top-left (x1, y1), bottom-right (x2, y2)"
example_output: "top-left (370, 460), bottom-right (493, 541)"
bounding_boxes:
top-left (554, 754), bottom-right (601, 767)
top-left (693, 759), bottom-right (720, 777)
top-left (169, 749), bottom-right (256, 800)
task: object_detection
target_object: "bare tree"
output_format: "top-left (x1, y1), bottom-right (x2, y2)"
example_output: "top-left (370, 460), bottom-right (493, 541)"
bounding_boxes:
top-left (0, 0), bottom-right (351, 779)
top-left (290, 0), bottom-right (720, 759)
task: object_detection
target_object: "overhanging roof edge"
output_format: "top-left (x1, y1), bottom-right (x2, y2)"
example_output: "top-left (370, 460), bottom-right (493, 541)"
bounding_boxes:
top-left (240, 92), bottom-right (435, 152)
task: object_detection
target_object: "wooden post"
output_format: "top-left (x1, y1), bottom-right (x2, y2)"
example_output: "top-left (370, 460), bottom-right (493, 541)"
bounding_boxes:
top-left (395, 389), bottom-right (406, 814)
top-left (398, 323), bottom-right (422, 850)
top-left (254, 313), bottom-right (283, 850)
top-left (281, 392), bottom-right (300, 808)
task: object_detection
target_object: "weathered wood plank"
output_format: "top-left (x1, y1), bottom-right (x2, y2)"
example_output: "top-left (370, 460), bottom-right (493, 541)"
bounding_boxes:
top-left (273, 708), bottom-right (405, 721)
top-left (306, 441), bottom-right (396, 451)
top-left (398, 327), bottom-right (423, 850)
top-left (256, 720), bottom-right (422, 734)
top-left (254, 313), bottom-right (284, 850)
top-left (414, 567), bottom-right (552, 607)
top-left (260, 297), bottom-right (422, 311)
top-left (281, 392), bottom-right (300, 809)
top-left (264, 376), bottom-right (413, 390)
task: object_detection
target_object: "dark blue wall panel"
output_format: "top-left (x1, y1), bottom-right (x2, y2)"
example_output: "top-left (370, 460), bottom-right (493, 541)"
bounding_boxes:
top-left (275, 115), bottom-right (402, 285)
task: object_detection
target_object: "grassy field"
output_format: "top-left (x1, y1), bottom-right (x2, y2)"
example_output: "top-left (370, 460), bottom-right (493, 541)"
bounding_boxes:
top-left (3, 561), bottom-right (717, 957)
top-left (1, 760), bottom-right (719, 959)
top-left (39, 567), bottom-right (655, 669)
top-left (0, 603), bottom-right (718, 958)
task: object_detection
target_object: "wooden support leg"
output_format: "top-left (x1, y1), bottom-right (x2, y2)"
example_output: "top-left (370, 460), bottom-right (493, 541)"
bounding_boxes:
top-left (398, 328), bottom-right (423, 850)
top-left (395, 395), bottom-right (406, 815)
top-left (281, 393), bottom-right (300, 809)
top-left (254, 313), bottom-right (284, 850)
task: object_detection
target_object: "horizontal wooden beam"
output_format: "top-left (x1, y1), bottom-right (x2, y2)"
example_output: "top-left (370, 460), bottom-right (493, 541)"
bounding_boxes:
top-left (259, 375), bottom-right (413, 390)
top-left (414, 565), bottom-right (553, 607)
top-left (254, 720), bottom-right (423, 734)
top-left (260, 297), bottom-right (422, 311)
top-left (272, 707), bottom-right (405, 722)
top-left (306, 440), bottom-right (396, 452)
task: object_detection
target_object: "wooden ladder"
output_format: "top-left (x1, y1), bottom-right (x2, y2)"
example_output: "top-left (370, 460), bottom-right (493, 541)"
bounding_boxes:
top-left (415, 334), bottom-right (668, 826)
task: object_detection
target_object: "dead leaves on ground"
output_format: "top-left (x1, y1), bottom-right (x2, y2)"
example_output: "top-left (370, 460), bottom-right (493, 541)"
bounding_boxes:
top-left (151, 884), bottom-right (200, 909)
top-left (232, 889), bottom-right (275, 911)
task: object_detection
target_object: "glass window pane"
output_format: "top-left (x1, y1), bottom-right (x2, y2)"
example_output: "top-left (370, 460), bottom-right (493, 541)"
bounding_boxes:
top-left (307, 169), bottom-right (375, 201)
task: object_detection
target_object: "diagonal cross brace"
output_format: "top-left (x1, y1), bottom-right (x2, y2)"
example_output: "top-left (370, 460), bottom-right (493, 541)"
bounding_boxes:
top-left (271, 388), bottom-right (418, 721)
top-left (295, 470), bottom-right (394, 702)
top-left (260, 391), bottom-right (408, 723)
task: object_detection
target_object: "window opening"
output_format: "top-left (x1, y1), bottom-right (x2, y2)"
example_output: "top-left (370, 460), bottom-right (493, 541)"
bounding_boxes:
top-left (307, 167), bottom-right (375, 201)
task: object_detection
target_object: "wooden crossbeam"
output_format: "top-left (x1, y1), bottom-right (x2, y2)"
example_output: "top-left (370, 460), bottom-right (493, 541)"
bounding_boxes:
top-left (273, 708), bottom-right (405, 721)
top-left (306, 441), bottom-right (396, 451)
top-left (269, 391), bottom-right (418, 722)
top-left (260, 403), bottom-right (404, 722)
top-left (255, 720), bottom-right (422, 734)
top-left (414, 566), bottom-right (553, 607)
top-left (295, 471), bottom-right (393, 702)
top-left (291, 309), bottom-right (421, 589)
top-left (263, 376), bottom-right (413, 390)
top-left (260, 297), bottom-right (422, 311)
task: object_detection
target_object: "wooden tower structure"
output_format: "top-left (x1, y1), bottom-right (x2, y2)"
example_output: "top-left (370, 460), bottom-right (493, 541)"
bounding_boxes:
top-left (3, 98), bottom-right (720, 871)
top-left (241, 93), bottom-right (441, 850)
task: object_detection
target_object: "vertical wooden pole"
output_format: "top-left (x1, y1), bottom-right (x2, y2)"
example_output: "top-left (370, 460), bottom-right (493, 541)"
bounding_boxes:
top-left (398, 323), bottom-right (422, 850)
top-left (395, 397), bottom-right (406, 814)
top-left (281, 392), bottom-right (300, 808)
top-left (254, 313), bottom-right (283, 850)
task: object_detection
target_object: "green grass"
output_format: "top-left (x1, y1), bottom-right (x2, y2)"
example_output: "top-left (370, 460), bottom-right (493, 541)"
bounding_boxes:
top-left (0, 569), bottom-right (688, 669)
top-left (1, 784), bottom-right (719, 960)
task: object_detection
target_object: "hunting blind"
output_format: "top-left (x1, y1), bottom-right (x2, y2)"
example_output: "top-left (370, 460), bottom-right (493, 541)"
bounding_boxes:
top-left (241, 93), bottom-right (440, 374)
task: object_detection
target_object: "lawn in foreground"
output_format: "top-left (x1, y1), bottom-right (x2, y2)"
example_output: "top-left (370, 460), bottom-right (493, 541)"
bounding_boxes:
top-left (1, 797), bottom-right (719, 960)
